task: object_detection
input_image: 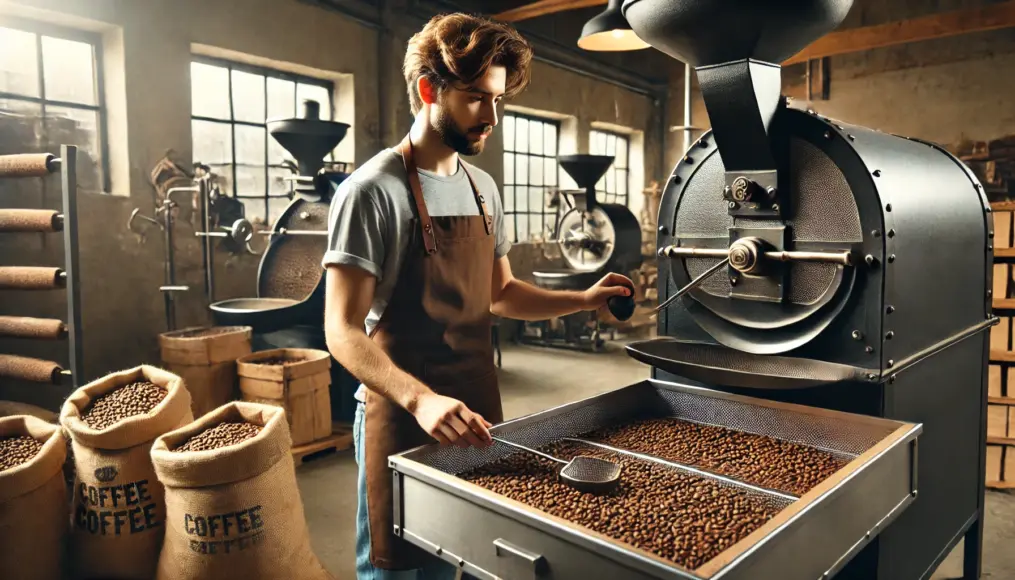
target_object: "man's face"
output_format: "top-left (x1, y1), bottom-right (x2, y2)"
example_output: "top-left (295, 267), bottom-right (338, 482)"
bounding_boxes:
top-left (431, 65), bottom-right (506, 156)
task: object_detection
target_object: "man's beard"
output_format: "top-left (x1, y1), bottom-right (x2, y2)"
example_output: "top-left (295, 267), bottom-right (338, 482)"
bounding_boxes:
top-left (434, 109), bottom-right (489, 156)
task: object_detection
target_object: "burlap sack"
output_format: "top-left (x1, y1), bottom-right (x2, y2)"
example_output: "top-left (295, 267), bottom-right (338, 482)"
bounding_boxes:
top-left (0, 400), bottom-right (58, 423)
top-left (150, 401), bottom-right (333, 580)
top-left (0, 415), bottom-right (69, 580)
top-left (59, 365), bottom-right (194, 580)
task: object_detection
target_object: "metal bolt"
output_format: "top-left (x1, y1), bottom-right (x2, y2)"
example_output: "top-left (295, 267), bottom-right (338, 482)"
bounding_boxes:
top-left (867, 373), bottom-right (878, 381)
top-left (848, 134), bottom-right (855, 141)
top-left (766, 186), bottom-right (777, 198)
top-left (729, 201), bottom-right (737, 209)
top-left (865, 254), bottom-right (875, 266)
top-left (988, 244), bottom-right (994, 251)
top-left (885, 203), bottom-right (892, 212)
top-left (886, 331), bottom-right (894, 340)
top-left (699, 140), bottom-right (709, 148)
top-left (672, 175), bottom-right (682, 184)
top-left (436, 547), bottom-right (443, 555)
top-left (852, 330), bottom-right (863, 340)
top-left (459, 559), bottom-right (466, 568)
top-left (872, 230), bottom-right (881, 238)
top-left (824, 131), bottom-right (832, 139)
top-left (724, 185), bottom-right (732, 198)
top-left (989, 231), bottom-right (995, 238)
top-left (772, 203), bottom-right (780, 211)
top-left (886, 305), bottom-right (895, 314)
top-left (866, 346), bottom-right (874, 353)
top-left (888, 254), bottom-right (896, 263)
top-left (889, 375), bottom-right (896, 384)
top-left (888, 229), bottom-right (896, 238)
top-left (684, 155), bottom-right (694, 163)
top-left (887, 359), bottom-right (895, 368)
top-left (988, 289), bottom-right (993, 297)
top-left (658, 225), bottom-right (667, 233)
top-left (394, 525), bottom-right (401, 533)
top-left (987, 206), bottom-right (993, 213)
top-left (912, 490), bottom-right (918, 498)
top-left (300, 211), bottom-right (311, 220)
top-left (873, 169), bottom-right (882, 177)
top-left (730, 276), bottom-right (738, 286)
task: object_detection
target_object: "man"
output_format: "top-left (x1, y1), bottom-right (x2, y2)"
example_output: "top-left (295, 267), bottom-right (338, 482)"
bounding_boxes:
top-left (323, 12), bottom-right (634, 580)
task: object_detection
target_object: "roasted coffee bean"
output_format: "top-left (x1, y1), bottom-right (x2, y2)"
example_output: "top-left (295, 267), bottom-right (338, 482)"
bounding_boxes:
top-left (81, 380), bottom-right (168, 431)
top-left (174, 421), bottom-right (262, 452)
top-left (582, 418), bottom-right (848, 495)
top-left (461, 441), bottom-right (781, 570)
top-left (0, 435), bottom-right (44, 472)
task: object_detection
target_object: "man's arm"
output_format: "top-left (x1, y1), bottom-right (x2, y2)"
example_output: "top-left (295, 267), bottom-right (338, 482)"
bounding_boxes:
top-left (489, 255), bottom-right (632, 321)
top-left (324, 265), bottom-right (493, 448)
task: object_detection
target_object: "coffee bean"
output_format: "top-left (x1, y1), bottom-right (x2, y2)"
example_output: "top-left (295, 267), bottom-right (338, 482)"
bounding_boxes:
top-left (0, 435), bottom-right (44, 472)
top-left (173, 421), bottom-right (262, 453)
top-left (460, 441), bottom-right (782, 570)
top-left (255, 356), bottom-right (306, 366)
top-left (81, 380), bottom-right (168, 431)
top-left (582, 418), bottom-right (848, 495)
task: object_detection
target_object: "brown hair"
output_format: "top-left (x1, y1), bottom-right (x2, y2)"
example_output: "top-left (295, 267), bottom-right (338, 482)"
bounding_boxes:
top-left (403, 13), bottom-right (533, 115)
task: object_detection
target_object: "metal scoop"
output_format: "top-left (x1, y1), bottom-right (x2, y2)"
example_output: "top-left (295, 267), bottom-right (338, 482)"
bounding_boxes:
top-left (491, 436), bottom-right (622, 494)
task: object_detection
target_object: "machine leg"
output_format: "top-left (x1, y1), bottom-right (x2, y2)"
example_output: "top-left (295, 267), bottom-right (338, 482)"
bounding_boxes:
top-left (962, 513), bottom-right (982, 579)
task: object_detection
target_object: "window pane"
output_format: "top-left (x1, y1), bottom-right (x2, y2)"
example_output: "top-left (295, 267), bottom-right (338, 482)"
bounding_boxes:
top-left (608, 167), bottom-right (617, 195)
top-left (529, 187), bottom-right (543, 214)
top-left (45, 106), bottom-right (101, 191)
top-left (191, 63), bottom-right (230, 119)
top-left (515, 182), bottom-right (527, 212)
top-left (503, 153), bottom-right (514, 186)
top-left (505, 214), bottom-right (516, 243)
top-left (236, 165), bottom-right (267, 198)
top-left (235, 125), bottom-right (265, 165)
top-left (0, 99), bottom-right (43, 151)
top-left (267, 77), bottom-right (296, 120)
top-left (589, 131), bottom-right (601, 155)
top-left (560, 165), bottom-right (576, 190)
top-left (231, 70), bottom-right (265, 123)
top-left (606, 135), bottom-right (616, 156)
top-left (238, 198), bottom-right (266, 225)
top-left (268, 129), bottom-right (290, 165)
top-left (192, 120), bottom-right (233, 164)
top-left (41, 36), bottom-right (95, 105)
top-left (529, 156), bottom-right (542, 186)
top-left (515, 117), bottom-right (528, 153)
top-left (616, 138), bottom-right (628, 167)
top-left (296, 83), bottom-right (331, 120)
top-left (503, 185), bottom-right (514, 212)
top-left (0, 27), bottom-right (39, 97)
top-left (516, 152), bottom-right (528, 184)
top-left (618, 169), bottom-right (628, 196)
top-left (206, 163), bottom-right (233, 196)
top-left (517, 213), bottom-right (529, 242)
top-left (503, 115), bottom-right (515, 151)
top-left (544, 159), bottom-right (557, 186)
top-left (528, 120), bottom-right (543, 155)
top-left (269, 166), bottom-right (292, 197)
top-left (544, 124), bottom-right (556, 156)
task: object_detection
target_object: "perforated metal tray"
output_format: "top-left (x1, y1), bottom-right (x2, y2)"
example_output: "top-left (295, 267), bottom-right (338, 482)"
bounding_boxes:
top-left (390, 379), bottom-right (921, 580)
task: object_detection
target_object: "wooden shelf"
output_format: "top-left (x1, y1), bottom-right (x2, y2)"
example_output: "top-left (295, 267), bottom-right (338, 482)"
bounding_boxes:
top-left (989, 349), bottom-right (1015, 362)
top-left (987, 480), bottom-right (1015, 489)
top-left (987, 435), bottom-right (1015, 446)
top-left (989, 396), bottom-right (1015, 405)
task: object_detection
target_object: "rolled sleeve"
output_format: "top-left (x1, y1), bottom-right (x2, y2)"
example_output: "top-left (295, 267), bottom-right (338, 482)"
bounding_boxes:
top-left (322, 182), bottom-right (388, 281)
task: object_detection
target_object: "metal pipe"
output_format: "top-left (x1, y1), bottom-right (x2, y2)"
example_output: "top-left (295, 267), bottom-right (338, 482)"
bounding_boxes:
top-left (658, 245), bottom-right (853, 266)
top-left (60, 144), bottom-right (82, 389)
top-left (163, 201), bottom-right (177, 331)
top-left (683, 63), bottom-right (692, 155)
top-left (258, 228), bottom-right (328, 237)
top-left (198, 177), bottom-right (215, 303)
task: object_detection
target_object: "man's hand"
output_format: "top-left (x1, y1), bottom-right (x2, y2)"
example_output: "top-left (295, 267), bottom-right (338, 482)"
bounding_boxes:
top-left (580, 272), bottom-right (634, 312)
top-left (412, 393), bottom-right (494, 448)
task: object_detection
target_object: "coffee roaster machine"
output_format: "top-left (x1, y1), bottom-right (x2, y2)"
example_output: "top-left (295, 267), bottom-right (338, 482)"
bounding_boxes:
top-left (520, 154), bottom-right (643, 351)
top-left (182, 100), bottom-right (361, 423)
top-left (385, 1), bottom-right (994, 579)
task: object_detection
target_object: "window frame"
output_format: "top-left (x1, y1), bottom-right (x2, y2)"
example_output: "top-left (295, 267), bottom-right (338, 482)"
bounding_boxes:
top-left (589, 128), bottom-right (631, 208)
top-left (189, 55), bottom-right (337, 223)
top-left (0, 17), bottom-right (111, 193)
top-left (502, 110), bottom-right (562, 244)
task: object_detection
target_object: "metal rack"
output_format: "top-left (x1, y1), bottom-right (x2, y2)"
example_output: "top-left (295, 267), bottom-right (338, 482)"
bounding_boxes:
top-left (0, 145), bottom-right (83, 392)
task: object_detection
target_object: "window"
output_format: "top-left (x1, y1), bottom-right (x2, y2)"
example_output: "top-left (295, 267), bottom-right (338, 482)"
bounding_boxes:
top-left (189, 57), bottom-right (338, 225)
top-left (590, 129), bottom-right (630, 207)
top-left (502, 112), bottom-right (563, 243)
top-left (0, 21), bottom-right (108, 192)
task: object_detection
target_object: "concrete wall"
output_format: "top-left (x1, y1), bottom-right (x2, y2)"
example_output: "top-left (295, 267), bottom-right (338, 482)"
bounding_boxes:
top-left (0, 0), bottom-right (664, 409)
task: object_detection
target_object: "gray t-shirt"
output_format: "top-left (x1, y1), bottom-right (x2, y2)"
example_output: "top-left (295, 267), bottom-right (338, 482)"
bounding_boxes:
top-left (322, 147), bottom-right (511, 336)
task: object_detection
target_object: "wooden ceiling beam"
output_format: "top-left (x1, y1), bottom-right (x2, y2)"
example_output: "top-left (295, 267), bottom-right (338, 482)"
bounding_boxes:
top-left (783, 0), bottom-right (1015, 65)
top-left (492, 0), bottom-right (606, 23)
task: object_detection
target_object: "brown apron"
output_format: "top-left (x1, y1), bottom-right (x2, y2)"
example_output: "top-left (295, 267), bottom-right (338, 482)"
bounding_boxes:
top-left (363, 134), bottom-right (503, 570)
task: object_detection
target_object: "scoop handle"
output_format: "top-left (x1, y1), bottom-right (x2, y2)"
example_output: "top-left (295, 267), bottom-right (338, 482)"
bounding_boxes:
top-left (491, 436), bottom-right (568, 465)
top-left (607, 282), bottom-right (636, 322)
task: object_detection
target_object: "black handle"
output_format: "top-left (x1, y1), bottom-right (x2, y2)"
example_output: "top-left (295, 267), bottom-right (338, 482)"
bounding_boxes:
top-left (607, 282), bottom-right (636, 322)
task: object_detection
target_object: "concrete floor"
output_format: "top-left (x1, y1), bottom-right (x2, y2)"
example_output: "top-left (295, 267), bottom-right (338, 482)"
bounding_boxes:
top-left (296, 341), bottom-right (1015, 580)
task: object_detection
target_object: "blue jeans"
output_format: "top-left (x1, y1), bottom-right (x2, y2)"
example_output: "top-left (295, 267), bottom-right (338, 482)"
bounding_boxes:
top-left (354, 402), bottom-right (459, 580)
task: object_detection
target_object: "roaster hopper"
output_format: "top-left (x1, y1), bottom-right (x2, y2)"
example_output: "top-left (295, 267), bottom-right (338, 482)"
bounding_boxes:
top-left (390, 0), bottom-right (994, 578)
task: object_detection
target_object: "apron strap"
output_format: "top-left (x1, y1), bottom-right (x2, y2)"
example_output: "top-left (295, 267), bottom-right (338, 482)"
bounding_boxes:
top-left (397, 135), bottom-right (494, 253)
top-left (396, 135), bottom-right (438, 255)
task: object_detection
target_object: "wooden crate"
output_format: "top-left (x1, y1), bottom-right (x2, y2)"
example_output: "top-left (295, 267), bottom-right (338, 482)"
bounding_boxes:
top-left (986, 443), bottom-right (1015, 490)
top-left (159, 326), bottom-right (252, 418)
top-left (236, 348), bottom-right (332, 447)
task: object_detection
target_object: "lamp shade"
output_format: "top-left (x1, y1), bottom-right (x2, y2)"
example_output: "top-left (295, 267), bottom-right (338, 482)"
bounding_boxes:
top-left (577, 0), bottom-right (651, 51)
